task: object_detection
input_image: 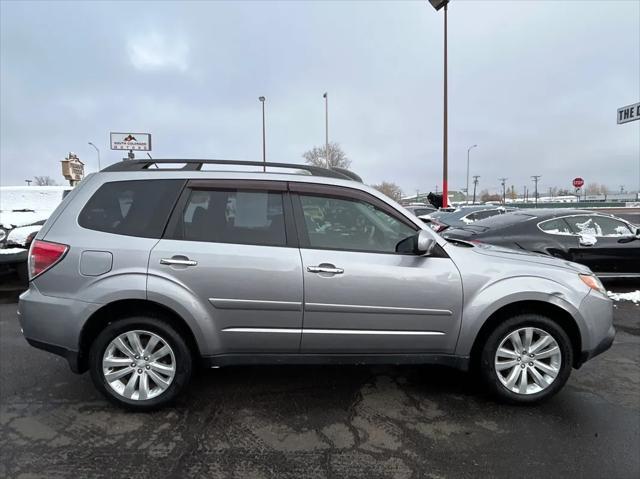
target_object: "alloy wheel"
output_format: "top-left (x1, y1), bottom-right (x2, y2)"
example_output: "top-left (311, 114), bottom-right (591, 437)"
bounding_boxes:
top-left (102, 330), bottom-right (176, 401)
top-left (494, 327), bottom-right (562, 395)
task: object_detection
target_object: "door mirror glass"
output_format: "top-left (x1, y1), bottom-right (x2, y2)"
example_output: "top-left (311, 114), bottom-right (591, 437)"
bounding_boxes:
top-left (396, 230), bottom-right (436, 255)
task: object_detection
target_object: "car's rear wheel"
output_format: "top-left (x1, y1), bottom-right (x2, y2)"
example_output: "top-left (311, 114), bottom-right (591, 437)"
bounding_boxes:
top-left (480, 314), bottom-right (573, 404)
top-left (89, 316), bottom-right (192, 410)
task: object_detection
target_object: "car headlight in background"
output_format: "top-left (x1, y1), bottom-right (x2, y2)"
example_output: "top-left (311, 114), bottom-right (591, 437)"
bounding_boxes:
top-left (0, 228), bottom-right (7, 242)
top-left (579, 274), bottom-right (607, 296)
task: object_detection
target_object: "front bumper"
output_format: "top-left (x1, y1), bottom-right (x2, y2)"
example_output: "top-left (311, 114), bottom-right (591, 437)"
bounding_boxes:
top-left (576, 290), bottom-right (616, 367)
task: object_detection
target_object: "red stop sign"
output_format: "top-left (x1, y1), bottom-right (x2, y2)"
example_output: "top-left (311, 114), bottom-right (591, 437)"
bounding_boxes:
top-left (573, 177), bottom-right (584, 188)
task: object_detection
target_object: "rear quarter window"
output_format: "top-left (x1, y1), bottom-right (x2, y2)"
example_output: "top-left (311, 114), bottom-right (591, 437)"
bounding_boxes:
top-left (78, 180), bottom-right (184, 238)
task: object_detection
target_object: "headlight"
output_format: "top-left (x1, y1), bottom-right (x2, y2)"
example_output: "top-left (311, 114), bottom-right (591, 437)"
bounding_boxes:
top-left (0, 228), bottom-right (6, 242)
top-left (579, 274), bottom-right (607, 295)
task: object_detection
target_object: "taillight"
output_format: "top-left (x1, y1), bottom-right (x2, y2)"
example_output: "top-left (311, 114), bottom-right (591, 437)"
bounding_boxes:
top-left (29, 240), bottom-right (69, 280)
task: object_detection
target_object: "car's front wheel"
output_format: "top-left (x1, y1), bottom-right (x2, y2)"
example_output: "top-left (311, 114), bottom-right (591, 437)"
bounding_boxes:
top-left (89, 317), bottom-right (192, 410)
top-left (480, 314), bottom-right (573, 404)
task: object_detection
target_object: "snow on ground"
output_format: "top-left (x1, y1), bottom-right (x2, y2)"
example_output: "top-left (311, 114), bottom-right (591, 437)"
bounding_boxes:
top-left (607, 290), bottom-right (640, 304)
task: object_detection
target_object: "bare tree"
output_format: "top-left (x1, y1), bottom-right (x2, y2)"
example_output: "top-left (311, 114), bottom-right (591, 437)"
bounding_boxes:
top-left (302, 142), bottom-right (351, 169)
top-left (33, 176), bottom-right (57, 186)
top-left (585, 183), bottom-right (602, 195)
top-left (480, 190), bottom-right (501, 202)
top-left (372, 181), bottom-right (403, 202)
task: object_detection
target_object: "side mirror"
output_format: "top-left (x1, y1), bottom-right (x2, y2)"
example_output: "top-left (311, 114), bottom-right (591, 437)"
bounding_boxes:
top-left (396, 230), bottom-right (437, 255)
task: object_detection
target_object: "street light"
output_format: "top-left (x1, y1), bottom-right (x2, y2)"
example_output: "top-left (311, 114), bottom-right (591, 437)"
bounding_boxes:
top-left (466, 144), bottom-right (477, 204)
top-left (428, 0), bottom-right (450, 207)
top-left (88, 142), bottom-right (101, 171)
top-left (258, 96), bottom-right (266, 172)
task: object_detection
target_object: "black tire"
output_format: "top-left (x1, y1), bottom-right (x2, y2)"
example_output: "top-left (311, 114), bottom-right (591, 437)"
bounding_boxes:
top-left (89, 316), bottom-right (193, 411)
top-left (480, 314), bottom-right (573, 404)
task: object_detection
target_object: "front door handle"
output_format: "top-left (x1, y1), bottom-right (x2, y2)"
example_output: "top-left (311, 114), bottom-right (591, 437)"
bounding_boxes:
top-left (307, 265), bottom-right (344, 274)
top-left (160, 258), bottom-right (198, 266)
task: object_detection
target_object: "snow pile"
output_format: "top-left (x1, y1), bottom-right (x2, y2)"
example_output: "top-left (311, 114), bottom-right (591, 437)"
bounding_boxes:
top-left (0, 186), bottom-right (70, 229)
top-left (0, 247), bottom-right (27, 255)
top-left (607, 290), bottom-right (640, 304)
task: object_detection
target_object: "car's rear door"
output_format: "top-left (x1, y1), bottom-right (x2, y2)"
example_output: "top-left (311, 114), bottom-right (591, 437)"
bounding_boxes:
top-left (562, 215), bottom-right (640, 275)
top-left (148, 180), bottom-right (303, 353)
top-left (290, 183), bottom-right (463, 354)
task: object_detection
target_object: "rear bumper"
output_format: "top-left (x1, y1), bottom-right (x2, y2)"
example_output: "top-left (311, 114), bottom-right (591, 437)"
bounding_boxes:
top-left (25, 338), bottom-right (82, 373)
top-left (18, 284), bottom-right (100, 374)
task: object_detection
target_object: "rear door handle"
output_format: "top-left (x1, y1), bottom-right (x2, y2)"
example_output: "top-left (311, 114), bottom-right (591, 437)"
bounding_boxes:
top-left (307, 265), bottom-right (344, 274)
top-left (160, 258), bottom-right (198, 266)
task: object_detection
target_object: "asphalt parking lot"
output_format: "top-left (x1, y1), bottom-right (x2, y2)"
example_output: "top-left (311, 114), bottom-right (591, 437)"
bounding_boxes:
top-left (1, 293), bottom-right (639, 479)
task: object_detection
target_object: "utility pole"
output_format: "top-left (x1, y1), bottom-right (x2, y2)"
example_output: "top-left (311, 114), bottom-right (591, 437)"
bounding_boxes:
top-left (499, 177), bottom-right (507, 205)
top-left (531, 175), bottom-right (541, 207)
top-left (259, 96), bottom-right (266, 172)
top-left (472, 175), bottom-right (480, 204)
top-left (466, 144), bottom-right (477, 204)
top-left (323, 92), bottom-right (329, 169)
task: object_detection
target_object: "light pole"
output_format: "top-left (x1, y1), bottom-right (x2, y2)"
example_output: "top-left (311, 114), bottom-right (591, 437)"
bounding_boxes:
top-left (428, 0), bottom-right (450, 208)
top-left (259, 96), bottom-right (266, 172)
top-left (323, 92), bottom-right (330, 169)
top-left (88, 142), bottom-right (101, 171)
top-left (466, 144), bottom-right (477, 204)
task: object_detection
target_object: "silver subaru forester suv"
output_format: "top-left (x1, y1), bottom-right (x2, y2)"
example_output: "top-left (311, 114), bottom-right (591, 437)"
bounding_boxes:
top-left (19, 160), bottom-right (615, 410)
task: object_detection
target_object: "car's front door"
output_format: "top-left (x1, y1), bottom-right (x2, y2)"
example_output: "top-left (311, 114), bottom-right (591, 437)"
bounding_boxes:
top-left (562, 215), bottom-right (640, 275)
top-left (290, 183), bottom-right (463, 354)
top-left (148, 180), bottom-right (303, 354)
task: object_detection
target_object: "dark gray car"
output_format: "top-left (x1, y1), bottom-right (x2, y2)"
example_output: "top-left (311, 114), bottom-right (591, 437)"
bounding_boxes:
top-left (19, 160), bottom-right (614, 410)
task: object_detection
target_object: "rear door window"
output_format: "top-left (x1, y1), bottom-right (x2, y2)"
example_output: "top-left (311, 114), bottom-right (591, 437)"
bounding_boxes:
top-left (563, 215), bottom-right (632, 237)
top-left (78, 180), bottom-right (184, 238)
top-left (172, 188), bottom-right (287, 246)
top-left (538, 218), bottom-right (574, 235)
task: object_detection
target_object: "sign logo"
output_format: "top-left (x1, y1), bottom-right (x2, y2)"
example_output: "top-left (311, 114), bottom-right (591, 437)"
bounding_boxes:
top-left (110, 132), bottom-right (152, 151)
top-left (572, 177), bottom-right (584, 188)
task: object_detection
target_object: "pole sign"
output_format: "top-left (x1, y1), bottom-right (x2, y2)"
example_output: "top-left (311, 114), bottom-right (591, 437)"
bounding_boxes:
top-left (110, 132), bottom-right (152, 151)
top-left (61, 152), bottom-right (85, 185)
top-left (617, 102), bottom-right (640, 124)
top-left (572, 177), bottom-right (584, 188)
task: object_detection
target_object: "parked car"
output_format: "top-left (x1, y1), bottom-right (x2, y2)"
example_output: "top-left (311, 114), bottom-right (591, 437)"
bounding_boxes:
top-left (443, 209), bottom-right (640, 279)
top-left (19, 160), bottom-right (614, 410)
top-left (404, 204), bottom-right (437, 217)
top-left (0, 186), bottom-right (72, 280)
top-left (420, 205), bottom-right (514, 232)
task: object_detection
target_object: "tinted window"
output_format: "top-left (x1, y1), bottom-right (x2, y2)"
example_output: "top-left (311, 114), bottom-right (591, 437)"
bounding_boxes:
top-left (539, 218), bottom-right (573, 235)
top-left (564, 215), bottom-right (632, 237)
top-left (300, 195), bottom-right (415, 253)
top-left (79, 180), bottom-right (183, 238)
top-left (463, 209), bottom-right (499, 223)
top-left (178, 189), bottom-right (286, 246)
top-left (408, 207), bottom-right (434, 217)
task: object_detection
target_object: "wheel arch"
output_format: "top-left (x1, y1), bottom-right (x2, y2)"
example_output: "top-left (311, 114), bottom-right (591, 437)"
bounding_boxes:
top-left (77, 299), bottom-right (201, 373)
top-left (468, 300), bottom-right (582, 369)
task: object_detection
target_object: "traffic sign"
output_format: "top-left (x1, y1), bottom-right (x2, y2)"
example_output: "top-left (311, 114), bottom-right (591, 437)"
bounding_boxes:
top-left (573, 177), bottom-right (584, 188)
top-left (617, 102), bottom-right (640, 124)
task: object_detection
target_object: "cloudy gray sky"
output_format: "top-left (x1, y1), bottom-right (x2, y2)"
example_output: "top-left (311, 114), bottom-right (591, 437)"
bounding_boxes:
top-left (1, 0), bottom-right (639, 195)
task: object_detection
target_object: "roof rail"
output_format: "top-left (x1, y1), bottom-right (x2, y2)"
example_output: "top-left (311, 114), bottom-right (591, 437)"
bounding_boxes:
top-left (101, 159), bottom-right (360, 181)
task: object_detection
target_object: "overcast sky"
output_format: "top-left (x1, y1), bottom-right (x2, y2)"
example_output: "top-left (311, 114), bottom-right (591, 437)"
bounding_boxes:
top-left (1, 0), bottom-right (639, 195)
